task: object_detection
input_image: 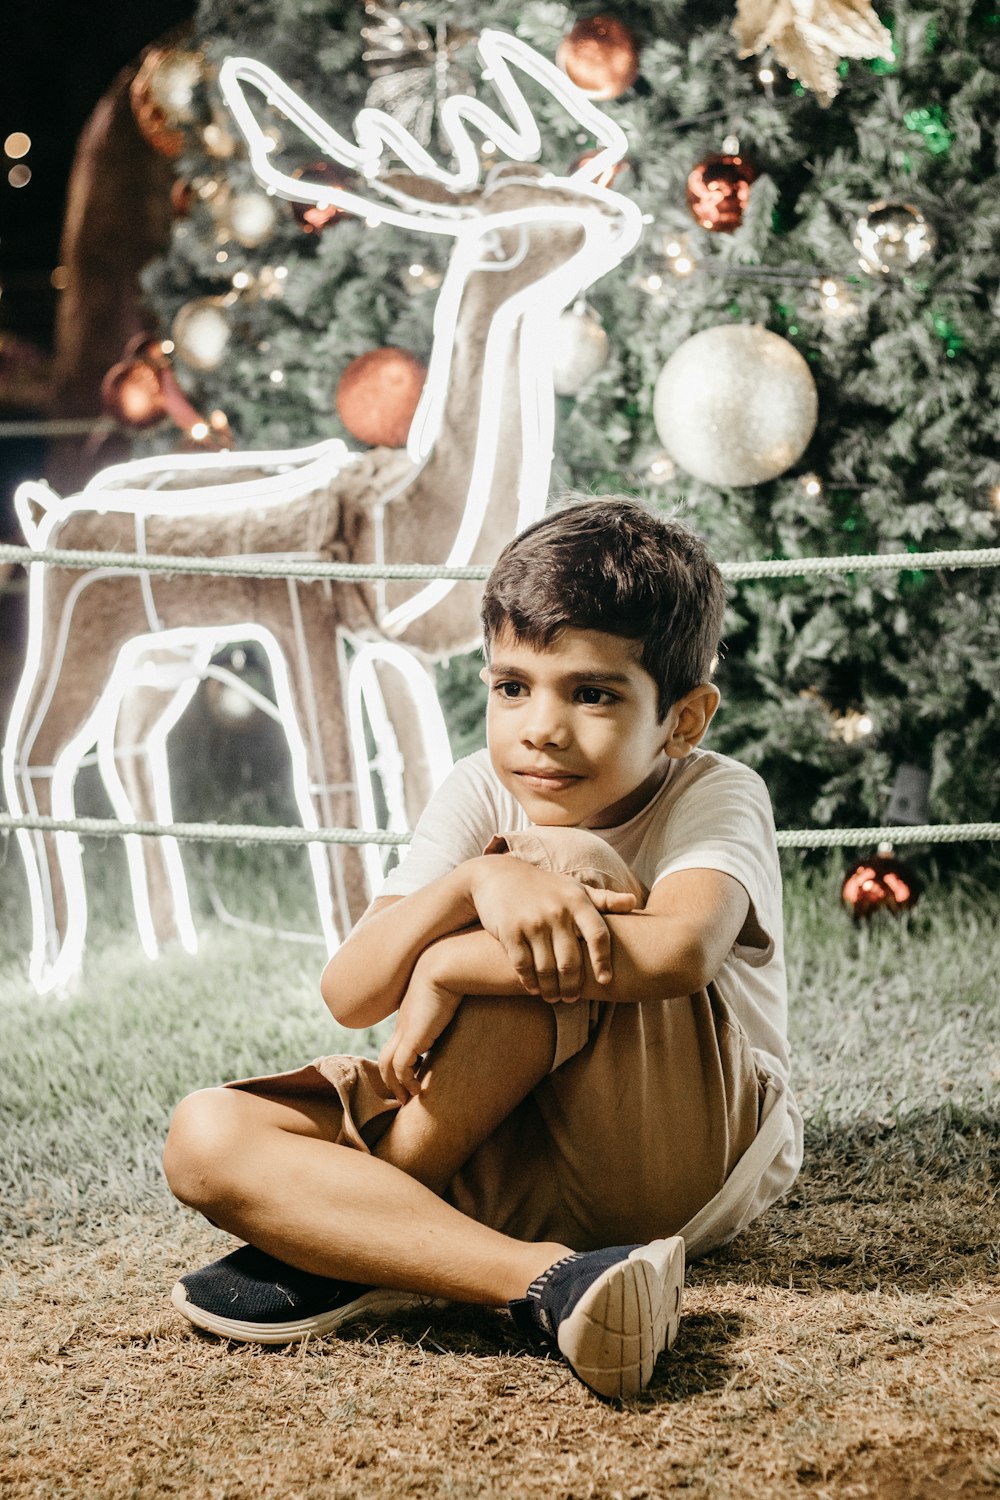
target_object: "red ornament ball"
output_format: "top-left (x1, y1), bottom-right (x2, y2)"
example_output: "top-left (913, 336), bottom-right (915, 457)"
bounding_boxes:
top-left (841, 851), bottom-right (921, 919)
top-left (557, 15), bottom-right (640, 100)
top-left (686, 154), bottom-right (757, 233)
top-left (291, 161), bottom-right (355, 234)
top-left (101, 358), bottom-right (166, 429)
top-left (335, 347), bottom-right (427, 448)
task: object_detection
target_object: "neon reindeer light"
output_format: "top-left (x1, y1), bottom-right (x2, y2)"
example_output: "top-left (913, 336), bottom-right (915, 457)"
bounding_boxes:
top-left (4, 30), bottom-right (643, 992)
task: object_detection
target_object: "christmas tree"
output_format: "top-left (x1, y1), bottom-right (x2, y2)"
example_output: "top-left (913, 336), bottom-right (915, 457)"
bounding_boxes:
top-left (135, 0), bottom-right (1000, 841)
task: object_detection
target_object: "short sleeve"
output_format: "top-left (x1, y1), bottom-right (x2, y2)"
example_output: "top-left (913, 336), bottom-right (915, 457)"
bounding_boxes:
top-left (649, 758), bottom-right (782, 966)
top-left (377, 751), bottom-right (516, 898)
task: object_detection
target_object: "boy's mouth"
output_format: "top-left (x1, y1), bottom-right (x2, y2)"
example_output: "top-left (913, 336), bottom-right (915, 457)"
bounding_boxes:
top-left (515, 768), bottom-right (583, 791)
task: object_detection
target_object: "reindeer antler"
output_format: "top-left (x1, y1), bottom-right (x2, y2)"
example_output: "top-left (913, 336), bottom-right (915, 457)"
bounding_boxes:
top-left (218, 29), bottom-right (631, 233)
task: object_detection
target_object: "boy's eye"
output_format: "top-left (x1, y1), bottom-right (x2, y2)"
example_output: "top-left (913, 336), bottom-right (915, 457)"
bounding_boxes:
top-left (494, 680), bottom-right (524, 698)
top-left (576, 686), bottom-right (616, 705)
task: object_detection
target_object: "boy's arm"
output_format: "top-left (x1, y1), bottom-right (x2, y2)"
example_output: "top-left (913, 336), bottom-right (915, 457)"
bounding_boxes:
top-left (319, 869), bottom-right (478, 1029)
top-left (320, 857), bottom-right (635, 1029)
top-left (413, 865), bottom-right (751, 1008)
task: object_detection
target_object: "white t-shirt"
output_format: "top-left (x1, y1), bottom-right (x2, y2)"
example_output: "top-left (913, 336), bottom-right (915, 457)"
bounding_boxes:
top-left (380, 746), bottom-right (804, 1251)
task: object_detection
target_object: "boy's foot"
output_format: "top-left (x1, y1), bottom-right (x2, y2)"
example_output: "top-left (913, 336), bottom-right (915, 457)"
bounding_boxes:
top-left (170, 1244), bottom-right (430, 1345)
top-left (508, 1236), bottom-right (684, 1400)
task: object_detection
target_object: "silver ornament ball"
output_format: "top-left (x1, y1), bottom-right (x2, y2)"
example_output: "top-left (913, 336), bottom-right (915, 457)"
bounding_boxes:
top-left (653, 325), bottom-right (818, 487)
top-left (552, 303), bottom-right (610, 397)
top-left (172, 297), bottom-right (231, 371)
top-left (853, 201), bottom-right (936, 277)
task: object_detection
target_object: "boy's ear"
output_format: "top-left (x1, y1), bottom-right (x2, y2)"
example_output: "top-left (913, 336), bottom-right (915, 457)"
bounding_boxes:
top-left (663, 683), bottom-right (721, 758)
top-left (479, 664), bottom-right (490, 685)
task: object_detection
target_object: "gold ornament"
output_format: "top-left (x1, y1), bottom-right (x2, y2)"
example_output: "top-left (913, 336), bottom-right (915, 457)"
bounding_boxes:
top-left (640, 450), bottom-right (677, 487)
top-left (130, 48), bottom-right (205, 157)
top-left (172, 297), bottom-right (232, 371)
top-left (853, 201), bottom-right (936, 277)
top-left (653, 325), bottom-right (818, 488)
top-left (732, 0), bottom-right (894, 106)
top-left (223, 190), bottom-right (278, 248)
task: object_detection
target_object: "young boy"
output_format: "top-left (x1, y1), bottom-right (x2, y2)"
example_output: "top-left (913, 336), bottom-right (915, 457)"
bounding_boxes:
top-left (163, 497), bottom-right (802, 1401)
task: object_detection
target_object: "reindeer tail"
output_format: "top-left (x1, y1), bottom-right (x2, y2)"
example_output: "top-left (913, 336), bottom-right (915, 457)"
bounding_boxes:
top-left (14, 480), bottom-right (63, 549)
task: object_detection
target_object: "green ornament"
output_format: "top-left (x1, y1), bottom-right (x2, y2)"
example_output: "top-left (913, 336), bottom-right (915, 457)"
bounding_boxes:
top-left (903, 106), bottom-right (953, 156)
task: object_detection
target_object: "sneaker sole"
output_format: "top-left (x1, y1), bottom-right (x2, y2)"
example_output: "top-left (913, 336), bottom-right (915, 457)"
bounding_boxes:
top-left (170, 1280), bottom-right (435, 1344)
top-left (555, 1235), bottom-right (685, 1400)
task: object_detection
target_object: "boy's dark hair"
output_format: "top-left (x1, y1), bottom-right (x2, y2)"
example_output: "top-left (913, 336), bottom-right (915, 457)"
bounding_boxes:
top-left (481, 497), bottom-right (726, 719)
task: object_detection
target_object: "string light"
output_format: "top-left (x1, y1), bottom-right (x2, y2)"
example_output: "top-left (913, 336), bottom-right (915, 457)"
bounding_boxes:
top-left (817, 276), bottom-right (858, 323)
top-left (4, 131), bottom-right (30, 158)
top-left (799, 472), bottom-right (823, 497)
top-left (8, 165), bottom-right (31, 188)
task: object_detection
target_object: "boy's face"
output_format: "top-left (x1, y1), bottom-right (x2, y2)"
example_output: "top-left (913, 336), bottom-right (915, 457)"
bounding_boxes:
top-left (482, 625), bottom-right (715, 829)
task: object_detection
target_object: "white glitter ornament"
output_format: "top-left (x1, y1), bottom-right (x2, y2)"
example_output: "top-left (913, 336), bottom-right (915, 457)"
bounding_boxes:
top-left (172, 297), bottom-right (232, 371)
top-left (551, 302), bottom-right (610, 397)
top-left (225, 190), bottom-right (278, 248)
top-left (653, 324), bottom-right (818, 487)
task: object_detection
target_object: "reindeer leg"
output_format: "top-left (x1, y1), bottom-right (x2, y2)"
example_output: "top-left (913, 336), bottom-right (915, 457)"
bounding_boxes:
top-left (97, 644), bottom-right (204, 959)
top-left (344, 639), bottom-right (453, 885)
top-left (251, 590), bottom-right (371, 950)
top-left (2, 573), bottom-right (151, 990)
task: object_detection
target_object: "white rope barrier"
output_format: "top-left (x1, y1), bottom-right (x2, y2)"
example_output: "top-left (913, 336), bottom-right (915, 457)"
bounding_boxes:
top-left (0, 418), bottom-right (118, 439)
top-left (1, 812), bottom-right (997, 848)
top-left (2, 542), bottom-right (997, 854)
top-left (2, 541), bottom-right (1000, 584)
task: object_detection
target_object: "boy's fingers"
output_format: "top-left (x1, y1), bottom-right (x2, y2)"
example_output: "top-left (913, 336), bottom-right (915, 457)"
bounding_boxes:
top-left (378, 1039), bottom-right (411, 1104)
top-left (586, 889), bottom-right (638, 913)
top-left (528, 933), bottom-right (562, 1001)
top-left (505, 936), bottom-right (540, 994)
top-left (574, 902), bottom-right (614, 983)
top-left (551, 926), bottom-right (583, 1000)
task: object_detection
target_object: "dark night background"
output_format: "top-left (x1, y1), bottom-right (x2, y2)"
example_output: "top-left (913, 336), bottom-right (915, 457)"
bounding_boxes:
top-left (0, 1), bottom-right (195, 527)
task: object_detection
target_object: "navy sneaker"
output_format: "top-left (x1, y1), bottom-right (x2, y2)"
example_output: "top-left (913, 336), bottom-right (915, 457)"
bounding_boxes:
top-left (509, 1236), bottom-right (684, 1400)
top-left (170, 1244), bottom-right (431, 1344)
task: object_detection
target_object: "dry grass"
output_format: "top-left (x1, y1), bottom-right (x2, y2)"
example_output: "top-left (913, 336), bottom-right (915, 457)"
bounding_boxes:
top-left (2, 853), bottom-right (999, 1498)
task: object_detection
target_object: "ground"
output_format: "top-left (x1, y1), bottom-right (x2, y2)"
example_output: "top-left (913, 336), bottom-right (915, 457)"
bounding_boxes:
top-left (1, 852), bottom-right (998, 1497)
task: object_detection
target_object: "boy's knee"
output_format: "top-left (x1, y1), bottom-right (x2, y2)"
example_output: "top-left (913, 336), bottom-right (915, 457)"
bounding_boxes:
top-left (488, 825), bottom-right (646, 901)
top-left (162, 1086), bottom-right (244, 1210)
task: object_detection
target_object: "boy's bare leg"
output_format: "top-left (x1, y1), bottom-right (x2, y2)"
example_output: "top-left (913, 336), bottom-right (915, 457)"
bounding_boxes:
top-left (371, 993), bottom-right (557, 1192)
top-left (164, 994), bottom-right (569, 1305)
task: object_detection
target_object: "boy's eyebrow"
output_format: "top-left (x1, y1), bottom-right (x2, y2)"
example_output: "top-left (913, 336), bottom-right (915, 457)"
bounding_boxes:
top-left (486, 662), bottom-right (635, 686)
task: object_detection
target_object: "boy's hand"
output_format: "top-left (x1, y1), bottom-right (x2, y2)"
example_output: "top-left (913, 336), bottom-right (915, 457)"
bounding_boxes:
top-left (467, 855), bottom-right (636, 1001)
top-left (378, 959), bottom-right (462, 1103)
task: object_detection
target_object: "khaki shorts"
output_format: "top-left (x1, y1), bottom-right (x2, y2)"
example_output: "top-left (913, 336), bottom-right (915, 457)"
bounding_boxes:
top-left (227, 827), bottom-right (764, 1253)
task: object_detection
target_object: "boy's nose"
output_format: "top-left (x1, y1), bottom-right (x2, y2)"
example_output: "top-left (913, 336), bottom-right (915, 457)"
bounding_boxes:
top-left (521, 696), bottom-right (570, 748)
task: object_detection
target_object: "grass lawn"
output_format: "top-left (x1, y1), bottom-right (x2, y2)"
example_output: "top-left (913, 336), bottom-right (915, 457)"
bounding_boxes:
top-left (1, 840), bottom-right (998, 1499)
